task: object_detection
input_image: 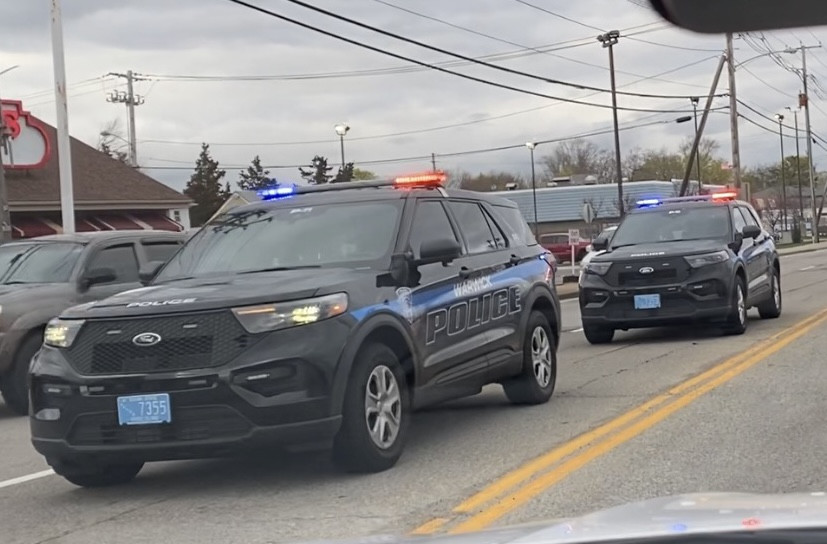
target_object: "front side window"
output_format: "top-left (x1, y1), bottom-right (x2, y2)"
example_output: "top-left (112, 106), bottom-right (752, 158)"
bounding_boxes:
top-left (407, 200), bottom-right (458, 259)
top-left (0, 242), bottom-right (84, 284)
top-left (731, 207), bottom-right (748, 233)
top-left (156, 200), bottom-right (403, 280)
top-left (493, 204), bottom-right (536, 246)
top-left (611, 206), bottom-right (733, 247)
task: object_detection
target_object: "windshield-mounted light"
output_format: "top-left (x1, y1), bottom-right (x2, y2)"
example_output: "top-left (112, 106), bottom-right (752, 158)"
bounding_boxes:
top-left (231, 293), bottom-right (348, 334)
top-left (684, 250), bottom-right (730, 268)
top-left (44, 318), bottom-right (85, 348)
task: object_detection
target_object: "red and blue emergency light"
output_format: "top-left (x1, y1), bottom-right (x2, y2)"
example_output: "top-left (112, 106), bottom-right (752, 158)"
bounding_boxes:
top-left (636, 191), bottom-right (738, 208)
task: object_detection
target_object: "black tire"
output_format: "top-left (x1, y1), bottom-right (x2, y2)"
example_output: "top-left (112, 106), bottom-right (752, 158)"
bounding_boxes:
top-left (583, 325), bottom-right (614, 344)
top-left (503, 311), bottom-right (557, 405)
top-left (723, 276), bottom-right (748, 335)
top-left (52, 460), bottom-right (143, 488)
top-left (332, 343), bottom-right (410, 473)
top-left (0, 333), bottom-right (42, 415)
top-left (757, 267), bottom-right (782, 319)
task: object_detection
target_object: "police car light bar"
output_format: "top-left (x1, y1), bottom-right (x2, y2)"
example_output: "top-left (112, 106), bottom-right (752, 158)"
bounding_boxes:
top-left (257, 184), bottom-right (298, 200)
top-left (393, 171), bottom-right (447, 187)
top-left (636, 191), bottom-right (738, 208)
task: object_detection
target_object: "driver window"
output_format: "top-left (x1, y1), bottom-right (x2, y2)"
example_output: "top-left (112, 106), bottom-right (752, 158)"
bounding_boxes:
top-left (86, 244), bottom-right (140, 284)
top-left (731, 207), bottom-right (748, 234)
top-left (407, 201), bottom-right (459, 259)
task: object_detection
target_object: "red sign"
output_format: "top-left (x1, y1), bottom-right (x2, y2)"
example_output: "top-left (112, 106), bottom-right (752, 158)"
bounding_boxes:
top-left (1, 100), bottom-right (51, 169)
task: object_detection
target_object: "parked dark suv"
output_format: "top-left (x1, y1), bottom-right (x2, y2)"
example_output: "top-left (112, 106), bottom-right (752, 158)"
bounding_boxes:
top-left (30, 174), bottom-right (561, 487)
top-left (579, 192), bottom-right (781, 344)
top-left (0, 230), bottom-right (186, 414)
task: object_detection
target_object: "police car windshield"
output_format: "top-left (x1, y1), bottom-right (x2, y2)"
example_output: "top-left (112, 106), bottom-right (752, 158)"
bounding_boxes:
top-left (155, 200), bottom-right (403, 280)
top-left (610, 206), bottom-right (731, 248)
top-left (0, 242), bottom-right (84, 284)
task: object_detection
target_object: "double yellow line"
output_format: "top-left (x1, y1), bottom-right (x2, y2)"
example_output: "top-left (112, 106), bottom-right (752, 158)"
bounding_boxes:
top-left (411, 308), bottom-right (827, 536)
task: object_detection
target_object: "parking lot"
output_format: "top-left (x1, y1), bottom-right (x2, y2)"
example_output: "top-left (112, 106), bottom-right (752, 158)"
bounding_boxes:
top-left (0, 247), bottom-right (825, 543)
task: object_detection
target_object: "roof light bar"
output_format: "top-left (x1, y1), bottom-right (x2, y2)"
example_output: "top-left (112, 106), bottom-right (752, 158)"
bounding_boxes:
top-left (257, 184), bottom-right (297, 200)
top-left (394, 171), bottom-right (446, 187)
top-left (710, 191), bottom-right (738, 200)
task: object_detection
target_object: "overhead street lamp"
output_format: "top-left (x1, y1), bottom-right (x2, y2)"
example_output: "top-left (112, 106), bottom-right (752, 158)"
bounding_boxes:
top-left (775, 114), bottom-right (788, 232)
top-left (525, 142), bottom-right (539, 237)
top-left (597, 30), bottom-right (624, 217)
top-left (689, 97), bottom-right (702, 191)
top-left (334, 123), bottom-right (350, 168)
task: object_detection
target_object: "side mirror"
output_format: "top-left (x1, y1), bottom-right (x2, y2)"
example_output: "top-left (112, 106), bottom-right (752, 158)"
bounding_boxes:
top-left (742, 224), bottom-right (762, 239)
top-left (81, 267), bottom-right (116, 290)
top-left (416, 238), bottom-right (462, 266)
top-left (139, 260), bottom-right (165, 285)
top-left (592, 237), bottom-right (609, 252)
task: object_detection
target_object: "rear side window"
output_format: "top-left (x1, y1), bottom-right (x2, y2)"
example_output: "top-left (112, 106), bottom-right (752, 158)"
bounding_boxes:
top-left (494, 205), bottom-right (537, 246)
top-left (447, 201), bottom-right (498, 254)
top-left (87, 244), bottom-right (140, 283)
top-left (142, 241), bottom-right (181, 263)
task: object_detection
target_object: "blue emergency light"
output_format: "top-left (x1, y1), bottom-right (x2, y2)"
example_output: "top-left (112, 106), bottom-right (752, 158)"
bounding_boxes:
top-left (257, 184), bottom-right (298, 200)
top-left (635, 191), bottom-right (738, 209)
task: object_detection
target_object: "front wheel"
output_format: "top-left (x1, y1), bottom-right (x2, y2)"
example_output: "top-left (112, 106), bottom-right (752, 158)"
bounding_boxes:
top-left (723, 277), bottom-right (748, 335)
top-left (583, 325), bottom-right (614, 344)
top-left (332, 343), bottom-right (410, 473)
top-left (503, 311), bottom-right (557, 405)
top-left (52, 460), bottom-right (144, 488)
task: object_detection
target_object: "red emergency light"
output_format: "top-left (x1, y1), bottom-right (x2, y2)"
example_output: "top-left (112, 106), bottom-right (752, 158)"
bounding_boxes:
top-left (394, 171), bottom-right (447, 188)
top-left (710, 191), bottom-right (738, 200)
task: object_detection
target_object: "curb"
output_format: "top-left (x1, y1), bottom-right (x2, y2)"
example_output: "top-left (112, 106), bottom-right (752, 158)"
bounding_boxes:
top-left (778, 245), bottom-right (827, 256)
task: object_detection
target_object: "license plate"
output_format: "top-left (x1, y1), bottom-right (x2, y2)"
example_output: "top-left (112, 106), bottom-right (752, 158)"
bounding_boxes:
top-left (634, 294), bottom-right (661, 310)
top-left (117, 393), bottom-right (171, 426)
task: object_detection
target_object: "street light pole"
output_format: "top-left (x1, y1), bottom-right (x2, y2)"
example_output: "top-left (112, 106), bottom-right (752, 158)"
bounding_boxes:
top-left (775, 114), bottom-right (788, 232)
top-left (334, 123), bottom-right (349, 168)
top-left (526, 142), bottom-right (539, 238)
top-left (597, 30), bottom-right (624, 217)
top-left (690, 96), bottom-right (702, 192)
top-left (50, 0), bottom-right (76, 234)
top-left (787, 106), bottom-right (805, 229)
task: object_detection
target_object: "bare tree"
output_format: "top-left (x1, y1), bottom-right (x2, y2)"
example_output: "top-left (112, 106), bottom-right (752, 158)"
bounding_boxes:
top-left (611, 194), bottom-right (637, 218)
top-left (98, 119), bottom-right (129, 164)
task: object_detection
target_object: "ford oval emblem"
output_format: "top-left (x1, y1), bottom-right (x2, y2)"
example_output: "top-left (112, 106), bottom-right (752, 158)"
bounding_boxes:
top-left (639, 266), bottom-right (655, 274)
top-left (132, 332), bottom-right (161, 347)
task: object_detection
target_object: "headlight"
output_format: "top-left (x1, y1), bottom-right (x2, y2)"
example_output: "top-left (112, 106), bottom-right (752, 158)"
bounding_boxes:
top-left (584, 261), bottom-right (612, 276)
top-left (44, 318), bottom-right (85, 348)
top-left (232, 293), bottom-right (348, 334)
top-left (684, 250), bottom-right (729, 268)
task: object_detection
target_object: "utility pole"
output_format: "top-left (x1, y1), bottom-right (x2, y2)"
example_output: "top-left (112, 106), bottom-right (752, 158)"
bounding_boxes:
top-left (775, 114), bottom-right (788, 232)
top-left (106, 71), bottom-right (145, 167)
top-left (51, 0), bottom-right (75, 234)
top-left (431, 152), bottom-right (437, 171)
top-left (597, 30), bottom-right (624, 217)
top-left (787, 106), bottom-right (805, 231)
top-left (0, 67), bottom-right (18, 243)
top-left (799, 45), bottom-right (820, 243)
top-left (726, 34), bottom-right (742, 192)
top-left (690, 96), bottom-right (702, 191)
top-left (526, 142), bottom-right (538, 237)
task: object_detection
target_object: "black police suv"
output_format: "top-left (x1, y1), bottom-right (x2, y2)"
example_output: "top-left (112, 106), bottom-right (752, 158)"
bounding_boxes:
top-left (30, 173), bottom-right (561, 487)
top-left (578, 192), bottom-right (781, 344)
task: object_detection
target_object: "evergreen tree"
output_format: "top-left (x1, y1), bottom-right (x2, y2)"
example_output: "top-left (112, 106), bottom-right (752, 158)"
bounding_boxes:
top-left (184, 143), bottom-right (229, 227)
top-left (238, 155), bottom-right (271, 190)
top-left (333, 162), bottom-right (355, 183)
top-left (299, 155), bottom-right (333, 184)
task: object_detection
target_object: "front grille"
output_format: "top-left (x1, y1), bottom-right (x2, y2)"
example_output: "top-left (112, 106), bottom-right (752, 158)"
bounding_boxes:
top-left (606, 257), bottom-right (690, 287)
top-left (67, 406), bottom-right (252, 446)
top-left (66, 311), bottom-right (258, 375)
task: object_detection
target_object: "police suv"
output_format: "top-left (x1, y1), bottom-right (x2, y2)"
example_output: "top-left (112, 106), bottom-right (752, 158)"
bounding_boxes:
top-left (579, 192), bottom-right (781, 344)
top-left (30, 173), bottom-right (561, 487)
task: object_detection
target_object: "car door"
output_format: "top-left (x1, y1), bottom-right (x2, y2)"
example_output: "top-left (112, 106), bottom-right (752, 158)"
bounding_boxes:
top-left (738, 204), bottom-right (773, 301)
top-left (730, 207), bottom-right (761, 300)
top-left (76, 241), bottom-right (144, 303)
top-left (402, 198), bottom-right (492, 398)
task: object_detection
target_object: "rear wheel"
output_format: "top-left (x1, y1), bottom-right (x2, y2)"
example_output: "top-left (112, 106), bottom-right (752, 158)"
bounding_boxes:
top-left (757, 268), bottom-right (782, 319)
top-left (503, 311), bottom-right (557, 405)
top-left (332, 343), bottom-right (410, 473)
top-left (723, 276), bottom-right (748, 335)
top-left (0, 334), bottom-right (42, 415)
top-left (51, 460), bottom-right (144, 488)
top-left (583, 325), bottom-right (614, 344)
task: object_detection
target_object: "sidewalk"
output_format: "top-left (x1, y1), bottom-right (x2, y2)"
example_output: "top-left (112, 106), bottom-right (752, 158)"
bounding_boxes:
top-left (556, 242), bottom-right (827, 301)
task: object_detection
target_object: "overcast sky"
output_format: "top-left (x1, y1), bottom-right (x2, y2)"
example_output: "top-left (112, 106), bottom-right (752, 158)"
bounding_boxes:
top-left (3, 0), bottom-right (827, 192)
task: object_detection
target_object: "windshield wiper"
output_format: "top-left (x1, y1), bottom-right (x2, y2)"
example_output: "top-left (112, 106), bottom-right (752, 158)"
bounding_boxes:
top-left (239, 265), bottom-right (323, 274)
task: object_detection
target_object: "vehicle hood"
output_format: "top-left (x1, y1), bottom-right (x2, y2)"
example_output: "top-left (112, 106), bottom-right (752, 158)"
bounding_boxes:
top-left (597, 239), bottom-right (727, 261)
top-left (296, 492), bottom-right (827, 544)
top-left (61, 268), bottom-right (374, 318)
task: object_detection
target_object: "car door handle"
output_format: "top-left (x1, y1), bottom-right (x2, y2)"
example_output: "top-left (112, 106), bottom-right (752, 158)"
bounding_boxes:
top-left (459, 266), bottom-right (474, 279)
top-left (508, 254), bottom-right (521, 267)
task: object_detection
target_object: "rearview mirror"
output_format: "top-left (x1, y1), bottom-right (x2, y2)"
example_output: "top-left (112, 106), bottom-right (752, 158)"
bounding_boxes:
top-left (416, 238), bottom-right (462, 266)
top-left (139, 260), bottom-right (165, 285)
top-left (648, 0), bottom-right (826, 34)
top-left (742, 224), bottom-right (762, 239)
top-left (81, 267), bottom-right (116, 290)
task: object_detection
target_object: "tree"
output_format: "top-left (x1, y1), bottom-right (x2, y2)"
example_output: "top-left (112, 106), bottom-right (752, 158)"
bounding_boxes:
top-left (333, 162), bottom-right (355, 183)
top-left (299, 155), bottom-right (334, 184)
top-left (540, 139), bottom-right (614, 182)
top-left (184, 143), bottom-right (230, 227)
top-left (456, 170), bottom-right (525, 192)
top-left (238, 155), bottom-right (271, 191)
top-left (98, 119), bottom-right (129, 164)
top-left (352, 168), bottom-right (377, 180)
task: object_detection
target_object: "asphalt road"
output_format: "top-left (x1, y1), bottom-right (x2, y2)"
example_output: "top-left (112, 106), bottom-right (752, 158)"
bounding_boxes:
top-left (2, 250), bottom-right (827, 544)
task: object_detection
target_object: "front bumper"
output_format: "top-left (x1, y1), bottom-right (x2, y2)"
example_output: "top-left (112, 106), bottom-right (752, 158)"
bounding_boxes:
top-left (29, 316), bottom-right (352, 464)
top-left (579, 263), bottom-right (733, 329)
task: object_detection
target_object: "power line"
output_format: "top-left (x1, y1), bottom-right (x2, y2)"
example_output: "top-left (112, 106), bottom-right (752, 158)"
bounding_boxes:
top-left (221, 0), bottom-right (710, 114)
top-left (270, 0), bottom-right (717, 100)
top-left (738, 65), bottom-right (796, 98)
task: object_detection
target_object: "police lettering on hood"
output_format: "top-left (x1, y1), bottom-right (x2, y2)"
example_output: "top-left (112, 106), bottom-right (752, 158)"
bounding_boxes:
top-left (426, 276), bottom-right (521, 345)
